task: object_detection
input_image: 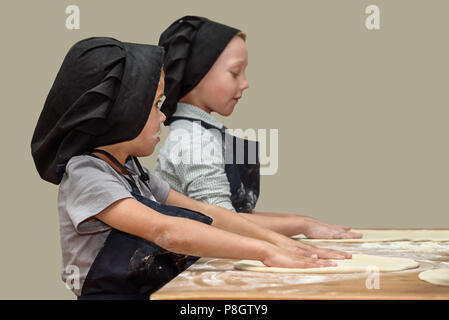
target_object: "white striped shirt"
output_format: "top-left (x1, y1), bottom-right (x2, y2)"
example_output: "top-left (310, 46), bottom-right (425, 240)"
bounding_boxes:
top-left (155, 103), bottom-right (236, 212)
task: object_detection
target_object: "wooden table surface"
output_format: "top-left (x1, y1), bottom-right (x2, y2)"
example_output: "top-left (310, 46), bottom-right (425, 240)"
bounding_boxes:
top-left (151, 230), bottom-right (449, 300)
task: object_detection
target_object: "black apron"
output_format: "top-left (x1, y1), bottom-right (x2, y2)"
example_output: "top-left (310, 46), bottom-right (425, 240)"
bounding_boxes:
top-left (169, 116), bottom-right (260, 213)
top-left (78, 152), bottom-right (213, 300)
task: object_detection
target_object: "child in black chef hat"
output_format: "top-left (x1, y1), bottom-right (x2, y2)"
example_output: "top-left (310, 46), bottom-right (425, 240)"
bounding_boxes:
top-left (156, 16), bottom-right (362, 240)
top-left (31, 36), bottom-right (348, 300)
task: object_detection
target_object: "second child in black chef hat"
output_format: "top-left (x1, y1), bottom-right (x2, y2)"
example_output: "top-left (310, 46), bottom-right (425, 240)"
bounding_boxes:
top-left (155, 16), bottom-right (362, 240)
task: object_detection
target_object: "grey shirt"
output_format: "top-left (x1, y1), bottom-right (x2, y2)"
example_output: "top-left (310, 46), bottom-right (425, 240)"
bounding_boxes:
top-left (58, 155), bottom-right (170, 296)
top-left (155, 103), bottom-right (236, 212)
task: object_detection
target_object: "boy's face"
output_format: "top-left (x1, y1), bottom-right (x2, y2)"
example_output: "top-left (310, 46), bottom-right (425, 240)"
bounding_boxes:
top-left (186, 36), bottom-right (249, 116)
top-left (130, 70), bottom-right (166, 156)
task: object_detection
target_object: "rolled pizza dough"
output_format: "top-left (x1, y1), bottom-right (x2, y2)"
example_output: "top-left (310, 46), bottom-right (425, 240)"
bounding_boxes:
top-left (418, 269), bottom-right (449, 286)
top-left (234, 254), bottom-right (419, 274)
top-left (292, 229), bottom-right (449, 243)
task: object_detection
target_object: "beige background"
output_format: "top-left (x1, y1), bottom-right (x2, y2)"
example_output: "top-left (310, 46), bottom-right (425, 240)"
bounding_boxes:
top-left (0, 0), bottom-right (447, 299)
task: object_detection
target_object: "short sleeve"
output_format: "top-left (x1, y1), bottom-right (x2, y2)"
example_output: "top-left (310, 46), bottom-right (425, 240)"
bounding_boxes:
top-left (146, 170), bottom-right (171, 204)
top-left (182, 162), bottom-right (236, 212)
top-left (173, 127), bottom-right (236, 212)
top-left (58, 156), bottom-right (134, 234)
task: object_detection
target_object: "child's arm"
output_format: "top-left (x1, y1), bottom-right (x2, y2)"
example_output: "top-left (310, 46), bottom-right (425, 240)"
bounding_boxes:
top-left (239, 211), bottom-right (363, 239)
top-left (164, 189), bottom-right (351, 260)
top-left (95, 197), bottom-right (335, 268)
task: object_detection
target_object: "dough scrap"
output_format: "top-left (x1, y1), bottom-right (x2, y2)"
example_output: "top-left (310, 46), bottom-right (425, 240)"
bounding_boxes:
top-left (418, 269), bottom-right (449, 286)
top-left (234, 254), bottom-right (419, 274)
top-left (292, 229), bottom-right (449, 243)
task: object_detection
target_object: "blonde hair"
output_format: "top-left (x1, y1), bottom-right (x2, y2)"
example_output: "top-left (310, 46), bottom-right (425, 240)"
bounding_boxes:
top-left (237, 31), bottom-right (247, 41)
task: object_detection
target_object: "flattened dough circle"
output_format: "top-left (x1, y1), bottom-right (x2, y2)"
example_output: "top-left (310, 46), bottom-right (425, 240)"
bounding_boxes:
top-left (292, 229), bottom-right (449, 243)
top-left (418, 269), bottom-right (449, 286)
top-left (234, 254), bottom-right (419, 274)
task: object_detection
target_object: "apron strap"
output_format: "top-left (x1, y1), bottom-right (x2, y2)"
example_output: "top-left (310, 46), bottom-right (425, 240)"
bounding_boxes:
top-left (168, 116), bottom-right (225, 131)
top-left (168, 116), bottom-right (226, 156)
top-left (91, 149), bottom-right (151, 192)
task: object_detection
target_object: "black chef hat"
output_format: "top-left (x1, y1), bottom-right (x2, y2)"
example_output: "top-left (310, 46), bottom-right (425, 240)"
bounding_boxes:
top-left (158, 16), bottom-right (241, 124)
top-left (31, 37), bottom-right (164, 184)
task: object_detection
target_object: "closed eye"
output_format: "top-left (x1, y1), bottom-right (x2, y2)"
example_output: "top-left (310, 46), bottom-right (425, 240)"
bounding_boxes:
top-left (230, 71), bottom-right (239, 78)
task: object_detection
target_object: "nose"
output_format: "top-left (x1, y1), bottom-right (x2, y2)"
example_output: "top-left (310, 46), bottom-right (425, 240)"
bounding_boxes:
top-left (159, 108), bottom-right (166, 124)
top-left (241, 74), bottom-right (249, 90)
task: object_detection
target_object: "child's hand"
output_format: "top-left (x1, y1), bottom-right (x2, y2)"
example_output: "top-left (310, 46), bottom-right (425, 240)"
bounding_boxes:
top-left (275, 236), bottom-right (352, 260)
top-left (301, 217), bottom-right (363, 240)
top-left (262, 243), bottom-right (338, 269)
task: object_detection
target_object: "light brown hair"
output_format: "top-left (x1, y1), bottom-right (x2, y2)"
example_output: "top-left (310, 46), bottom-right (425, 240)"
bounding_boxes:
top-left (237, 31), bottom-right (247, 41)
